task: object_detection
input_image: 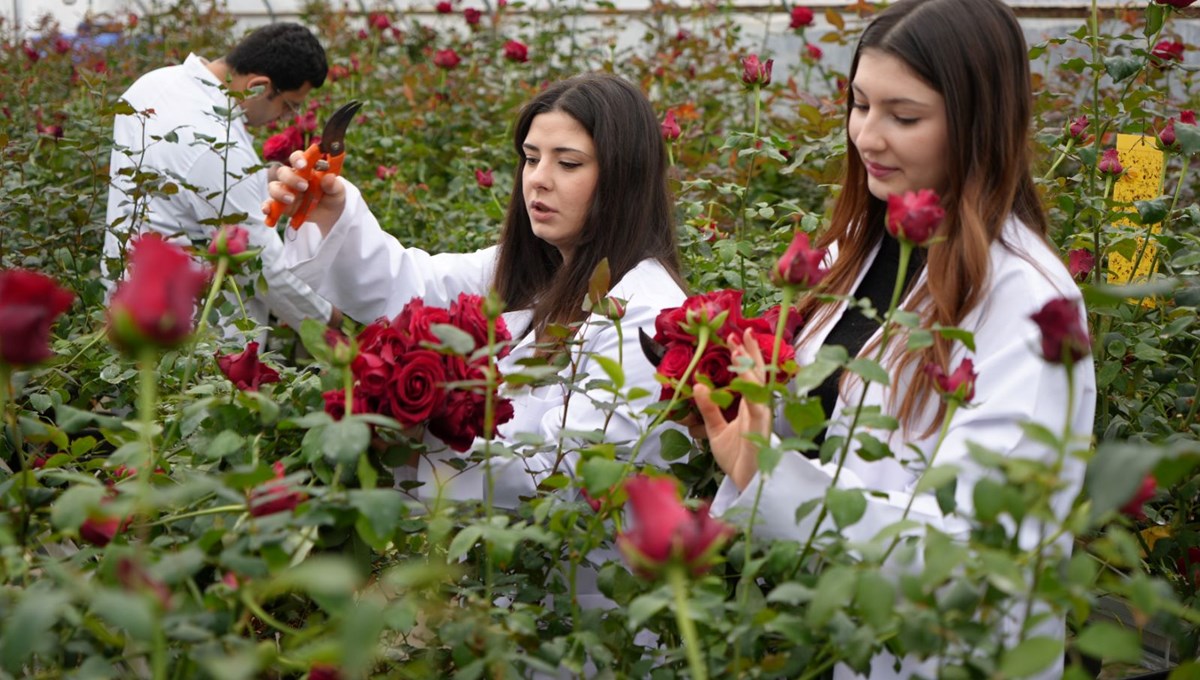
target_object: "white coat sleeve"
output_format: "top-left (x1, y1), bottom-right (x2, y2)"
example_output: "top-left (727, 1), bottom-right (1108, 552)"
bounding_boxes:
top-left (279, 180), bottom-right (498, 322)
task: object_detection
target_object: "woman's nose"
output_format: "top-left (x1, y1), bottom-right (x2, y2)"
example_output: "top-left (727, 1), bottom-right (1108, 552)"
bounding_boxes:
top-left (529, 163), bottom-right (551, 190)
top-left (853, 114), bottom-right (885, 153)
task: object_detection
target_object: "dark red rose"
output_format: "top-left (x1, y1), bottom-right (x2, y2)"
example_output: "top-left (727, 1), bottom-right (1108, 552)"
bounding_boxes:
top-left (657, 343), bottom-right (695, 380)
top-left (924, 357), bottom-right (977, 403)
top-left (653, 306), bottom-right (692, 345)
top-left (1182, 110), bottom-right (1197, 126)
top-left (0, 269), bottom-right (74, 367)
top-left (750, 330), bottom-right (796, 371)
top-left (393, 298), bottom-right (451, 347)
top-left (448, 293), bottom-right (510, 357)
top-left (263, 125), bottom-right (304, 163)
top-left (1068, 115), bottom-right (1089, 142)
top-left (661, 109), bottom-right (681, 141)
top-left (774, 231), bottom-right (828, 288)
top-left (758, 304), bottom-right (804, 345)
top-left (805, 44), bottom-right (823, 61)
top-left (433, 49), bottom-right (462, 69)
top-left (22, 42), bottom-right (38, 62)
top-left (885, 189), bottom-right (945, 246)
top-left (1120, 475), bottom-right (1157, 520)
top-left (503, 39), bottom-right (528, 63)
top-left (463, 8), bottom-right (482, 25)
top-left (1030, 297), bottom-right (1091, 365)
top-left (617, 475), bottom-right (734, 578)
top-left (683, 289), bottom-right (745, 339)
top-left (53, 36), bottom-right (71, 54)
top-left (216, 341), bottom-right (281, 391)
top-left (1156, 0), bottom-right (1196, 6)
top-left (323, 389), bottom-right (368, 421)
top-left (351, 352), bottom-right (392, 398)
top-left (107, 234), bottom-right (209, 351)
top-left (368, 12), bottom-right (390, 31)
top-left (80, 513), bottom-right (122, 547)
top-left (741, 54), bottom-right (773, 87)
top-left (790, 6), bottom-right (814, 28)
top-left (207, 224), bottom-right (249, 258)
top-left (695, 346), bottom-right (735, 389)
top-left (1098, 148), bottom-right (1123, 176)
top-left (308, 665), bottom-right (344, 680)
top-left (297, 111), bottom-right (318, 133)
top-left (1068, 248), bottom-right (1095, 282)
top-left (436, 1), bottom-right (453, 12)
top-left (1151, 39), bottom-right (1185, 63)
top-left (36, 122), bottom-right (63, 138)
top-left (249, 461), bottom-right (305, 517)
top-left (357, 319), bottom-right (410, 360)
top-left (475, 168), bottom-right (494, 188)
top-left (384, 349), bottom-right (446, 427)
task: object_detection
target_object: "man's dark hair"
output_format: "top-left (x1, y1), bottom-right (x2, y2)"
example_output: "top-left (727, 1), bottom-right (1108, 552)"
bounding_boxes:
top-left (226, 23), bottom-right (327, 92)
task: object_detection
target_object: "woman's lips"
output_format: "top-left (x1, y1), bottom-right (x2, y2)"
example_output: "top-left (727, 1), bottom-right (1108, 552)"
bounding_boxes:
top-left (865, 161), bottom-right (897, 179)
top-left (530, 201), bottom-right (555, 220)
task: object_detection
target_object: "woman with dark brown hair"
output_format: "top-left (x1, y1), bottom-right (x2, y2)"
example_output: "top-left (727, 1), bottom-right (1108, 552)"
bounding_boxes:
top-left (695, 0), bottom-right (1094, 676)
top-left (269, 73), bottom-right (686, 512)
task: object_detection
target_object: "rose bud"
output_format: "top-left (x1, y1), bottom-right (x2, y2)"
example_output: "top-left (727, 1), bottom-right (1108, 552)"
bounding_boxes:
top-left (924, 357), bottom-right (977, 404)
top-left (1097, 148), bottom-right (1123, 176)
top-left (1119, 475), bottom-right (1156, 520)
top-left (885, 189), bottom-right (945, 246)
top-left (1159, 118), bottom-right (1178, 150)
top-left (503, 39), bottom-right (529, 63)
top-left (216, 341), bottom-right (281, 392)
top-left (805, 44), bottom-right (823, 61)
top-left (433, 48), bottom-right (462, 69)
top-left (741, 54), bottom-right (773, 87)
top-left (249, 461), bottom-right (306, 517)
top-left (1182, 110), bottom-right (1196, 126)
top-left (436, 1), bottom-right (452, 13)
top-left (1155, 0), bottom-right (1197, 6)
top-left (328, 64), bottom-right (350, 81)
top-left (308, 665), bottom-right (344, 680)
top-left (207, 224), bottom-right (250, 258)
top-left (0, 269), bottom-right (74, 367)
top-left (475, 168), bottom-right (494, 189)
top-left (1068, 115), bottom-right (1089, 142)
top-left (773, 231), bottom-right (829, 289)
top-left (1067, 248), bottom-right (1095, 282)
top-left (463, 8), bottom-right (482, 25)
top-left (1030, 297), bottom-right (1091, 365)
top-left (661, 109), bottom-right (681, 141)
top-left (617, 475), bottom-right (735, 579)
top-left (790, 6), bottom-right (814, 29)
top-left (107, 234), bottom-right (209, 352)
top-left (36, 123), bottom-right (64, 138)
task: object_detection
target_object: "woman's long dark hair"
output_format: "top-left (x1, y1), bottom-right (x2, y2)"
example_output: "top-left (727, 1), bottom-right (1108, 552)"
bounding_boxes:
top-left (492, 73), bottom-right (683, 337)
top-left (800, 0), bottom-right (1049, 435)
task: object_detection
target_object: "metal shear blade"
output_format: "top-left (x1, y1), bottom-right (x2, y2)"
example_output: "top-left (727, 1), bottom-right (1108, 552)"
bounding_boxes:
top-left (318, 100), bottom-right (362, 156)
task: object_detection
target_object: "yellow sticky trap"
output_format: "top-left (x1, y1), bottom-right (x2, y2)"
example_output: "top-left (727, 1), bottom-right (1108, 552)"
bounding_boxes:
top-left (1106, 134), bottom-right (1165, 296)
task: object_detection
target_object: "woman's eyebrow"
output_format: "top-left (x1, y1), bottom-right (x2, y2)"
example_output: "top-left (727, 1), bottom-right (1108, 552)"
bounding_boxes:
top-left (522, 142), bottom-right (593, 156)
top-left (850, 83), bottom-right (930, 107)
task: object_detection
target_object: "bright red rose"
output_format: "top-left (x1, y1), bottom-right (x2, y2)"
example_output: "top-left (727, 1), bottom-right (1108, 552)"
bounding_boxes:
top-left (661, 109), bottom-right (681, 141)
top-left (1068, 115), bottom-right (1089, 142)
top-left (0, 269), bottom-right (74, 367)
top-left (682, 289), bottom-right (745, 339)
top-left (805, 44), bottom-right (823, 61)
top-left (617, 475), bottom-right (735, 578)
top-left (433, 49), bottom-right (462, 69)
top-left (790, 6), bottom-right (814, 28)
top-left (924, 357), bottom-right (977, 404)
top-left (1119, 474), bottom-right (1156, 520)
top-left (393, 299), bottom-right (452, 346)
top-left (249, 461), bottom-right (305, 517)
top-left (741, 54), bottom-right (773, 87)
top-left (750, 329), bottom-right (796, 370)
top-left (384, 349), bottom-right (447, 427)
top-left (436, 1), bottom-right (453, 13)
top-left (207, 224), bottom-right (249, 258)
top-left (216, 341), bottom-right (281, 392)
top-left (885, 189), bottom-right (944, 246)
top-left (1182, 110), bottom-right (1197, 126)
top-left (263, 125), bottom-right (304, 163)
top-left (1097, 148), bottom-right (1123, 176)
top-left (774, 231), bottom-right (828, 288)
top-left (463, 8), bottom-right (482, 25)
top-left (351, 352), bottom-right (393, 398)
top-left (107, 234), bottom-right (208, 351)
top-left (758, 304), bottom-right (804, 345)
top-left (475, 168), bottom-right (494, 188)
top-left (657, 344), bottom-right (695, 380)
top-left (653, 307), bottom-right (692, 345)
top-left (503, 39), bottom-right (528, 63)
top-left (1151, 39), bottom-right (1185, 63)
top-left (1030, 297), bottom-right (1091, 365)
top-left (1068, 248), bottom-right (1095, 282)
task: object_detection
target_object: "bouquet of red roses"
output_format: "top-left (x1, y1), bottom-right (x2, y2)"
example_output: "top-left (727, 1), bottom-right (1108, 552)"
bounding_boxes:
top-left (324, 293), bottom-right (515, 452)
top-left (647, 289), bottom-right (803, 421)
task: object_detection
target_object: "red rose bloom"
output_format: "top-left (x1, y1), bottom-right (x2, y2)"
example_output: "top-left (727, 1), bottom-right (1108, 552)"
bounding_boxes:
top-left (661, 109), bottom-right (681, 141)
top-left (682, 289), bottom-right (746, 339)
top-left (323, 389), bottom-right (368, 421)
top-left (436, 1), bottom-right (453, 13)
top-left (53, 36), bottom-right (71, 54)
top-left (1098, 148), bottom-right (1123, 176)
top-left (475, 168), bottom-right (494, 189)
top-left (433, 49), bottom-right (462, 69)
top-left (393, 298), bottom-right (452, 346)
top-left (1030, 297), bottom-right (1091, 365)
top-left (207, 224), bottom-right (249, 258)
top-left (805, 44), bottom-right (823, 61)
top-left (1068, 248), bottom-right (1095, 282)
top-left (616, 475), bottom-right (735, 578)
top-left (385, 349), bottom-right (447, 427)
top-left (36, 122), bottom-right (64, 138)
top-left (503, 39), bottom-right (529, 63)
top-left (80, 513), bottom-right (122, 547)
top-left (263, 125), bottom-right (304, 163)
top-left (1155, 0), bottom-right (1196, 6)
top-left (773, 231), bottom-right (829, 288)
top-left (790, 6), bottom-right (814, 29)
top-left (758, 304), bottom-right (804, 345)
top-left (1068, 115), bottom-right (1089, 142)
top-left (368, 12), bottom-right (390, 31)
top-left (249, 462), bottom-right (305, 517)
top-left (0, 269), bottom-right (74, 367)
top-left (924, 357), bottom-right (977, 403)
top-left (308, 665), bottom-right (344, 680)
top-left (463, 8), bottom-right (482, 25)
top-left (1182, 110), bottom-right (1197, 126)
top-left (1151, 39), bottom-right (1185, 63)
top-left (741, 54), bottom-right (773, 87)
top-left (1119, 475), bottom-right (1156, 520)
top-left (376, 165), bottom-right (397, 179)
top-left (885, 189), bottom-right (945, 246)
top-left (657, 344), bottom-right (695, 382)
top-left (448, 293), bottom-right (510, 357)
top-left (107, 234), bottom-right (209, 351)
top-left (328, 64), bottom-right (350, 81)
top-left (216, 341), bottom-right (281, 392)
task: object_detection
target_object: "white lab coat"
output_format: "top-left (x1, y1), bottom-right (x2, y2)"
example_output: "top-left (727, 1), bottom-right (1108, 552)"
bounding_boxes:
top-left (712, 217), bottom-right (1096, 679)
top-left (104, 53), bottom-right (332, 330)
top-left (281, 181), bottom-right (688, 513)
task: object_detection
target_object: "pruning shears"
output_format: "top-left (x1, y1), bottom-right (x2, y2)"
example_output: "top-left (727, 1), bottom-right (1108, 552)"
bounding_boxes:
top-left (265, 100), bottom-right (363, 229)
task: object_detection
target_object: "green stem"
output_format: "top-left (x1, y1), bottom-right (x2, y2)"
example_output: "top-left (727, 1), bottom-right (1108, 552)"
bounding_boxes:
top-left (482, 312), bottom-right (500, 606)
top-left (628, 325), bottom-right (711, 461)
top-left (881, 400), bottom-right (960, 561)
top-left (240, 593), bottom-right (302, 634)
top-left (138, 348), bottom-right (159, 489)
top-left (1042, 138), bottom-right (1076, 180)
top-left (1, 366), bottom-right (32, 550)
top-left (195, 257), bottom-right (230, 336)
top-left (145, 503), bottom-right (244, 527)
top-left (668, 566), bottom-right (707, 680)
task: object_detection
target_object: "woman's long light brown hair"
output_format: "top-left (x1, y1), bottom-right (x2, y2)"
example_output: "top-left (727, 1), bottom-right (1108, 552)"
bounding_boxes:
top-left (799, 0), bottom-right (1050, 436)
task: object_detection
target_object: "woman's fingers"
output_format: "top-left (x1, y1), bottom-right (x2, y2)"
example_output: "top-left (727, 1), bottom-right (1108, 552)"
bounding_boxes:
top-left (693, 383), bottom-right (727, 436)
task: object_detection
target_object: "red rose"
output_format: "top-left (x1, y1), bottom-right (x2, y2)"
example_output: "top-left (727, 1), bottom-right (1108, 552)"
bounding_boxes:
top-left (683, 289), bottom-right (745, 339)
top-left (393, 298), bottom-right (451, 347)
top-left (216, 341), bottom-right (281, 392)
top-left (741, 54), bottom-right (773, 87)
top-left (433, 49), bottom-right (461, 69)
top-left (36, 122), bottom-right (64, 138)
top-left (657, 343), bottom-right (695, 381)
top-left (263, 125), bottom-right (304, 163)
top-left (22, 42), bottom-right (38, 62)
top-left (429, 357), bottom-right (514, 450)
top-left (53, 36), bottom-right (71, 54)
top-left (475, 168), bottom-right (494, 189)
top-left (207, 224), bottom-right (249, 258)
top-left (351, 352), bottom-right (393, 398)
top-left (750, 330), bottom-right (796, 371)
top-left (1068, 115), bottom-right (1089, 142)
top-left (107, 234), bottom-right (209, 351)
top-left (661, 109), bottom-right (681, 141)
top-left (376, 165), bottom-right (397, 179)
top-left (805, 44), bottom-right (823, 61)
top-left (790, 6), bottom-right (814, 29)
top-left (885, 189), bottom-right (945, 246)
top-left (448, 293), bottom-right (510, 357)
top-left (695, 346), bottom-right (734, 388)
top-left (81, 511), bottom-right (124, 547)
top-left (357, 320), bottom-right (410, 360)
top-left (653, 307), bottom-right (692, 345)
top-left (1182, 110), bottom-right (1197, 126)
top-left (1151, 39), bottom-right (1185, 63)
top-left (384, 349), bottom-right (446, 427)
top-left (249, 461), bottom-right (305, 517)
top-left (1068, 248), bottom-right (1095, 282)
top-left (758, 304), bottom-right (804, 345)
top-left (1156, 0), bottom-right (1196, 6)
top-left (436, 1), bottom-right (453, 13)
top-left (0, 269), bottom-right (74, 367)
top-left (1177, 547), bottom-right (1200, 588)
top-left (773, 231), bottom-right (828, 288)
top-left (463, 8), bottom-right (482, 25)
top-left (297, 111), bottom-right (318, 133)
top-left (328, 64), bottom-right (350, 81)
top-left (308, 665), bottom-right (344, 680)
top-left (616, 475), bottom-right (735, 578)
top-left (1030, 297), bottom-right (1091, 365)
top-left (323, 389), bottom-right (368, 421)
top-left (924, 357), bottom-right (977, 404)
top-left (1119, 475), bottom-right (1156, 520)
top-left (368, 12), bottom-right (390, 31)
top-left (1098, 148), bottom-right (1123, 176)
top-left (503, 39), bottom-right (528, 63)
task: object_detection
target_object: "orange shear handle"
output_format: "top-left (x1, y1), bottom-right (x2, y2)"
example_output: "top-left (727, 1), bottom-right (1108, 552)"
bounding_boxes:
top-left (265, 143), bottom-right (346, 229)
